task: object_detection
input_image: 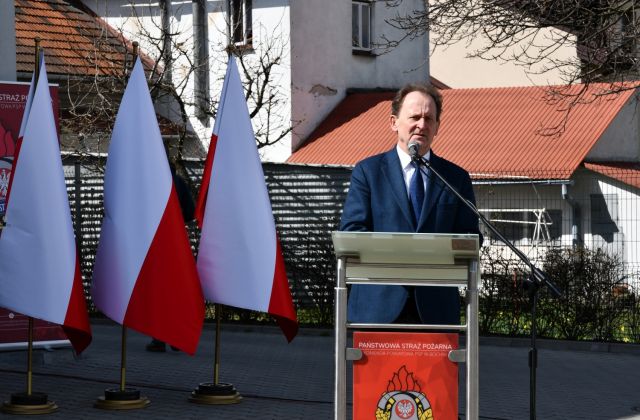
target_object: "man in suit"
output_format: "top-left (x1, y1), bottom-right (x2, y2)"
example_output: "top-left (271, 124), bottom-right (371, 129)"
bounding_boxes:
top-left (340, 82), bottom-right (481, 325)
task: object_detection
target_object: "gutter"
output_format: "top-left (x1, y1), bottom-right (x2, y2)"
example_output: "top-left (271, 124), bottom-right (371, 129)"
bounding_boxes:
top-left (472, 179), bottom-right (572, 186)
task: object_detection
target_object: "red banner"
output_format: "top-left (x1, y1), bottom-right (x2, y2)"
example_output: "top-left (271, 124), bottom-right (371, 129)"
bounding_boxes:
top-left (0, 81), bottom-right (65, 347)
top-left (353, 331), bottom-right (459, 420)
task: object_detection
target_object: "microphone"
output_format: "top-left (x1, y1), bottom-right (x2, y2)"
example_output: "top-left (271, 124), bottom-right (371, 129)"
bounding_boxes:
top-left (408, 141), bottom-right (420, 161)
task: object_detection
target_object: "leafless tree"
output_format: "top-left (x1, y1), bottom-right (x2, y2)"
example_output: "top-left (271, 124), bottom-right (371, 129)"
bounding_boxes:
top-left (381, 1), bottom-right (640, 98)
top-left (61, 1), bottom-right (291, 175)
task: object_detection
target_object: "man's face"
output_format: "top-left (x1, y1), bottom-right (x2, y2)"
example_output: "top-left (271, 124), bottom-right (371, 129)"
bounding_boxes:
top-left (390, 91), bottom-right (439, 156)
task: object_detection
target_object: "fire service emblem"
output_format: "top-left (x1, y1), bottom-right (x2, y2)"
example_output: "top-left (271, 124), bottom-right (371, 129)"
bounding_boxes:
top-left (376, 365), bottom-right (433, 420)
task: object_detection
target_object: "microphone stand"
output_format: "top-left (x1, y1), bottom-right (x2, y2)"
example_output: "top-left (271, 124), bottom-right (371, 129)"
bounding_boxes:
top-left (413, 153), bottom-right (561, 420)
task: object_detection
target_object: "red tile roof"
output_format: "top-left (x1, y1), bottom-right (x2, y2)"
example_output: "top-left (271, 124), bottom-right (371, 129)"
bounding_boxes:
top-left (584, 162), bottom-right (640, 190)
top-left (15, 0), bottom-right (153, 76)
top-left (288, 84), bottom-right (637, 180)
top-left (290, 91), bottom-right (398, 165)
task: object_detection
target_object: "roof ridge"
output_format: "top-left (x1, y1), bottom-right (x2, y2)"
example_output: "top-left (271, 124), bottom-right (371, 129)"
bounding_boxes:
top-left (345, 87), bottom-right (397, 94)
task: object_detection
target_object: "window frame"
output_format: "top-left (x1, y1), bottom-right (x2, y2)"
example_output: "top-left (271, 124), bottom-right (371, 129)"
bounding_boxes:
top-left (482, 208), bottom-right (563, 245)
top-left (229, 0), bottom-right (253, 47)
top-left (352, 1), bottom-right (372, 52)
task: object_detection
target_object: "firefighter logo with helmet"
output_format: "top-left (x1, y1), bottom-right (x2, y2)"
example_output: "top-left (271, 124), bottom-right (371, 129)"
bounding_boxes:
top-left (375, 365), bottom-right (433, 420)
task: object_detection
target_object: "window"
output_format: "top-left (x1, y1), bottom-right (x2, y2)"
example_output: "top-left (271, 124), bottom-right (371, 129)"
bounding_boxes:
top-left (483, 209), bottom-right (562, 245)
top-left (352, 1), bottom-right (371, 51)
top-left (490, 211), bottom-right (526, 242)
top-left (229, 0), bottom-right (252, 46)
top-left (546, 209), bottom-right (563, 241)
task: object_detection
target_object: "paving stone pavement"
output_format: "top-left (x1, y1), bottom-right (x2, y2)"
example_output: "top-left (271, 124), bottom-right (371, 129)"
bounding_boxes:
top-left (0, 322), bottom-right (639, 419)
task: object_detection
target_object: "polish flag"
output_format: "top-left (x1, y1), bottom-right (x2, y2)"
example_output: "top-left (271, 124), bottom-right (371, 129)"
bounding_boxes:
top-left (0, 57), bottom-right (92, 353)
top-left (92, 58), bottom-right (204, 355)
top-left (3, 69), bottom-right (35, 208)
top-left (195, 58), bottom-right (298, 342)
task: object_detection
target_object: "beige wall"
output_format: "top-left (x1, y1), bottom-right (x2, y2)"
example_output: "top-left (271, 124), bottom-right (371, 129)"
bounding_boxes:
top-left (430, 27), bottom-right (578, 88)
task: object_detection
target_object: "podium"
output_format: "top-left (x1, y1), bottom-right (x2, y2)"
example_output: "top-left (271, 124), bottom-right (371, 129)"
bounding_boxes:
top-left (332, 232), bottom-right (480, 419)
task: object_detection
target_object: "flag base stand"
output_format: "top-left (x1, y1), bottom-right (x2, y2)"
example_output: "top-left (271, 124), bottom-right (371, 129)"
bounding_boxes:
top-left (94, 388), bottom-right (150, 410)
top-left (94, 327), bottom-right (150, 410)
top-left (3, 316), bottom-right (58, 414)
top-left (2, 392), bottom-right (58, 414)
top-left (188, 305), bottom-right (242, 405)
top-left (189, 382), bottom-right (242, 405)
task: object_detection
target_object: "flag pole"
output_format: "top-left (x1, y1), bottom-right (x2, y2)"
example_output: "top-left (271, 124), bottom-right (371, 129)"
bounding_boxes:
top-left (214, 304), bottom-right (221, 384)
top-left (26, 317), bottom-right (33, 394)
top-left (120, 325), bottom-right (127, 391)
top-left (1, 36), bottom-right (58, 416)
top-left (25, 39), bottom-right (40, 398)
top-left (95, 325), bottom-right (149, 409)
top-left (94, 40), bottom-right (149, 411)
top-left (189, 303), bottom-right (241, 404)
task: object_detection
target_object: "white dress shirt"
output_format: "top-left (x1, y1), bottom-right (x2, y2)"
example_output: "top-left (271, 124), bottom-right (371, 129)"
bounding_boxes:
top-left (396, 145), bottom-right (430, 198)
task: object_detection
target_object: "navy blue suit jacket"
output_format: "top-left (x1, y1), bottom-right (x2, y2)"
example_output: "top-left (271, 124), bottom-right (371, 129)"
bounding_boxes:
top-left (340, 149), bottom-right (481, 324)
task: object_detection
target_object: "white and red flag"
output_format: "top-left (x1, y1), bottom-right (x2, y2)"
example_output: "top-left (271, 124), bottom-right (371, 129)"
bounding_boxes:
top-left (195, 58), bottom-right (298, 342)
top-left (92, 58), bottom-right (204, 355)
top-left (0, 57), bottom-right (92, 353)
top-left (3, 68), bottom-right (35, 209)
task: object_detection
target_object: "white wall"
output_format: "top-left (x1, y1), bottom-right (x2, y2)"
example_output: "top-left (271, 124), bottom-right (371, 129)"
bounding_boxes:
top-left (289, 0), bottom-right (428, 151)
top-left (572, 169), bottom-right (640, 270)
top-left (81, 1), bottom-right (429, 161)
top-left (79, 0), bottom-right (208, 140)
top-left (80, 0), bottom-right (293, 162)
top-left (241, 1), bottom-right (292, 162)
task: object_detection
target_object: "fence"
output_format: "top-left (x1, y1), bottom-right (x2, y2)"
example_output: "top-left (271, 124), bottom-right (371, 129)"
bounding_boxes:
top-left (473, 165), bottom-right (640, 342)
top-left (63, 159), bottom-right (351, 323)
top-left (61, 158), bottom-right (640, 342)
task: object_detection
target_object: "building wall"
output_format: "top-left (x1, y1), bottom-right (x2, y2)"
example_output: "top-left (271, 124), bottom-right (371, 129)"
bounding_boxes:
top-left (80, 0), bottom-right (293, 162)
top-left (572, 169), bottom-right (640, 270)
top-left (587, 96), bottom-right (640, 162)
top-left (81, 1), bottom-right (429, 161)
top-left (0, 1), bottom-right (17, 81)
top-left (430, 27), bottom-right (577, 88)
top-left (290, 0), bottom-right (429, 151)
